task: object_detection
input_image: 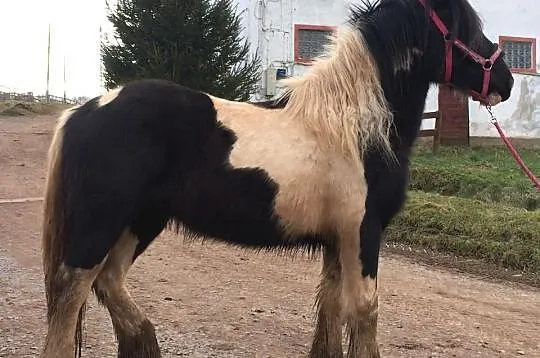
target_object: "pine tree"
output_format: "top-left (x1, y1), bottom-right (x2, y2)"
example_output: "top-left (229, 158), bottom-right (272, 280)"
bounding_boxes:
top-left (102, 0), bottom-right (260, 101)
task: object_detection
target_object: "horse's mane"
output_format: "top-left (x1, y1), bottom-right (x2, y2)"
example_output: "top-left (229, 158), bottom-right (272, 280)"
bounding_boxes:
top-left (278, 28), bottom-right (394, 165)
top-left (275, 0), bottom-right (484, 164)
top-left (349, 0), bottom-right (483, 50)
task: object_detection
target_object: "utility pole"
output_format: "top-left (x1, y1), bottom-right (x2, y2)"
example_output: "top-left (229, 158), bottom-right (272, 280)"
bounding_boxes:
top-left (46, 24), bottom-right (51, 103)
top-left (63, 55), bottom-right (67, 103)
top-left (99, 25), bottom-right (104, 92)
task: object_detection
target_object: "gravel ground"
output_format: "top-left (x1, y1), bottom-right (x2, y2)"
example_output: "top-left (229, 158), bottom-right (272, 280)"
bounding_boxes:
top-left (0, 114), bottom-right (539, 358)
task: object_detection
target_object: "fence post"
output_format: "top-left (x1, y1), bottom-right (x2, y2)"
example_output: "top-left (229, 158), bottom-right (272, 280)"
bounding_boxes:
top-left (419, 111), bottom-right (441, 153)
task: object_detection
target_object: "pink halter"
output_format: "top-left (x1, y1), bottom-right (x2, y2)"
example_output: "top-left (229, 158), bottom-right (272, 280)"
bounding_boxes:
top-left (418, 0), bottom-right (502, 104)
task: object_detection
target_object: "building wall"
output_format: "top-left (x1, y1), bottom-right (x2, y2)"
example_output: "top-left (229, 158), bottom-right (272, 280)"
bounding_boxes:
top-left (470, 74), bottom-right (540, 138)
top-left (423, 76), bottom-right (540, 139)
top-left (469, 0), bottom-right (539, 60)
top-left (237, 0), bottom-right (540, 138)
top-left (237, 0), bottom-right (347, 100)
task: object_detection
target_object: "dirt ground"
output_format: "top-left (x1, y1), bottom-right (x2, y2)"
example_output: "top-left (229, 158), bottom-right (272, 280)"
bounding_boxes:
top-left (0, 114), bottom-right (539, 358)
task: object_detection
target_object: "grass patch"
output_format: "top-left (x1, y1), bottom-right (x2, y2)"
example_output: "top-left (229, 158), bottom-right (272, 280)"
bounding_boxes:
top-left (0, 101), bottom-right (72, 116)
top-left (386, 191), bottom-right (540, 274)
top-left (410, 146), bottom-right (540, 210)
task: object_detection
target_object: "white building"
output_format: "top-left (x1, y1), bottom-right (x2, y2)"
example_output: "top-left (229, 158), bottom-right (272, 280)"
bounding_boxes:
top-left (235, 0), bottom-right (540, 138)
top-left (237, 0), bottom-right (349, 100)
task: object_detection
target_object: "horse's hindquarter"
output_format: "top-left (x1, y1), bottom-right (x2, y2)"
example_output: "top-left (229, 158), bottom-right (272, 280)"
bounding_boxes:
top-left (212, 97), bottom-right (366, 237)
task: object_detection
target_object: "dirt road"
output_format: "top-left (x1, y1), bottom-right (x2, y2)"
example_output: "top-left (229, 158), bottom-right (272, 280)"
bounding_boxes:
top-left (0, 114), bottom-right (539, 357)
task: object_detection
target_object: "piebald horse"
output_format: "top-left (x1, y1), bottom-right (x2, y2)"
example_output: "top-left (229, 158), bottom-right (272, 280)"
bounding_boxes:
top-left (41, 0), bottom-right (513, 357)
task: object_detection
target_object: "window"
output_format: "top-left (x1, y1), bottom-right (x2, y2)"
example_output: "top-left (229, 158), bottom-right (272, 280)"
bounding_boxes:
top-left (294, 24), bottom-right (336, 65)
top-left (499, 36), bottom-right (537, 73)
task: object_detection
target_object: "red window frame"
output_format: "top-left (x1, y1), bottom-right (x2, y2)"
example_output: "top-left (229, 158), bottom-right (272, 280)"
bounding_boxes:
top-left (498, 36), bottom-right (537, 74)
top-left (294, 24), bottom-right (337, 65)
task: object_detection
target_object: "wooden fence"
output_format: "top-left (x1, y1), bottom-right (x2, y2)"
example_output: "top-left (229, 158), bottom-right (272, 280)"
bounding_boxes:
top-left (0, 90), bottom-right (443, 151)
top-left (0, 91), bottom-right (78, 105)
top-left (419, 110), bottom-right (442, 152)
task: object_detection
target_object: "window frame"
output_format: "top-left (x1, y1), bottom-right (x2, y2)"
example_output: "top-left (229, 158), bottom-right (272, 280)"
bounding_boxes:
top-left (294, 24), bottom-right (337, 65)
top-left (498, 35), bottom-right (537, 74)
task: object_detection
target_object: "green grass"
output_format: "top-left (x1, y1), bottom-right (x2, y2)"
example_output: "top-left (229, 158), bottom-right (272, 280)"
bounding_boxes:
top-left (390, 146), bottom-right (540, 276)
top-left (386, 190), bottom-right (540, 274)
top-left (410, 146), bottom-right (540, 210)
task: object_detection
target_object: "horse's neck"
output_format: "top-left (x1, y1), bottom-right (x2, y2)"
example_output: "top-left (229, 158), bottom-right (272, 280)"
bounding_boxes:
top-left (355, 4), bottom-right (433, 153)
top-left (388, 80), bottom-right (431, 154)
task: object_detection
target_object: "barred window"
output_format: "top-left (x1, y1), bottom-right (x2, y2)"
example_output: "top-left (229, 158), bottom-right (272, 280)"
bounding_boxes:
top-left (295, 25), bottom-right (335, 64)
top-left (499, 36), bottom-right (536, 73)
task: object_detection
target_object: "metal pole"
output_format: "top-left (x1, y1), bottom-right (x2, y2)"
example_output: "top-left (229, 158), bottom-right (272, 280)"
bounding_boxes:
top-left (63, 55), bottom-right (66, 103)
top-left (46, 24), bottom-right (51, 103)
top-left (99, 25), bottom-right (103, 92)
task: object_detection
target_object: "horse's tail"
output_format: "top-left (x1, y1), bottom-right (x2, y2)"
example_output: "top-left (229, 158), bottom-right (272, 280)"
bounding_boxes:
top-left (42, 107), bottom-right (86, 357)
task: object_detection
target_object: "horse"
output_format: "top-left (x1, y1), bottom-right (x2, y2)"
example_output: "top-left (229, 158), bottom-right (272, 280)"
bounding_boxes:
top-left (40, 0), bottom-right (514, 357)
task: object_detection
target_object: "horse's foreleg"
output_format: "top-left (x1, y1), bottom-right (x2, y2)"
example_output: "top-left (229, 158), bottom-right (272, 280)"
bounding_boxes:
top-left (93, 229), bottom-right (160, 358)
top-left (344, 278), bottom-right (379, 358)
top-left (341, 223), bottom-right (380, 358)
top-left (309, 244), bottom-right (344, 358)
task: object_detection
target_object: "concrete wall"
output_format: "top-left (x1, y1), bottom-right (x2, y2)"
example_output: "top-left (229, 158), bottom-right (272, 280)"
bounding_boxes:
top-left (470, 74), bottom-right (540, 138)
top-left (422, 74), bottom-right (540, 139)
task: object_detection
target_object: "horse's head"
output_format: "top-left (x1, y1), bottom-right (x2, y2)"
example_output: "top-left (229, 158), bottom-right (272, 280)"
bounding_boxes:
top-left (420, 0), bottom-right (514, 106)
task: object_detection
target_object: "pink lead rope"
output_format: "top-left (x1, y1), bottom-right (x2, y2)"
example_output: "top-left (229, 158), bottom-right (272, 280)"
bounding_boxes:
top-left (485, 106), bottom-right (540, 189)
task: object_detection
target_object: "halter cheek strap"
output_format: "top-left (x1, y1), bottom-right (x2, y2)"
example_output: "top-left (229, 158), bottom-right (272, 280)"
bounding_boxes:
top-left (418, 0), bottom-right (503, 104)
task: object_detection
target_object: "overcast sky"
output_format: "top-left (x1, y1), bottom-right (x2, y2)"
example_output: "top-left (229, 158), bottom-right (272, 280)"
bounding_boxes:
top-left (0, 0), bottom-right (249, 99)
top-left (0, 0), bottom-right (110, 98)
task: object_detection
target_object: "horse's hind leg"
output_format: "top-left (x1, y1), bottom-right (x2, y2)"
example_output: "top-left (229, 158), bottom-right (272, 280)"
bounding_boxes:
top-left (309, 243), bottom-right (344, 358)
top-left (42, 263), bottom-right (105, 357)
top-left (93, 217), bottom-right (165, 358)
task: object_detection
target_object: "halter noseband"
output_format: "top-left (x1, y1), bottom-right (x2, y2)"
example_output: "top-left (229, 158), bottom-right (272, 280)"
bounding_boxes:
top-left (418, 0), bottom-right (502, 104)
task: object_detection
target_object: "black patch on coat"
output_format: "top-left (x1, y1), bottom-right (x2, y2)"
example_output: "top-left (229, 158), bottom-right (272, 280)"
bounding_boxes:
top-left (59, 79), bottom-right (324, 269)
